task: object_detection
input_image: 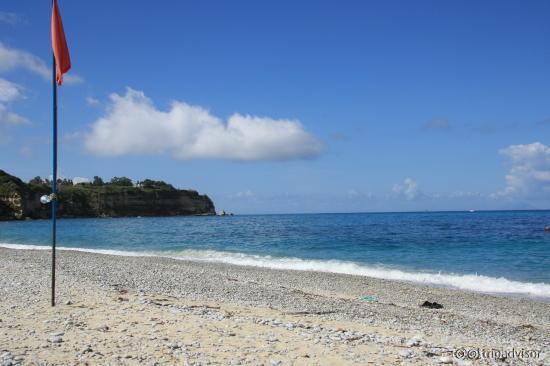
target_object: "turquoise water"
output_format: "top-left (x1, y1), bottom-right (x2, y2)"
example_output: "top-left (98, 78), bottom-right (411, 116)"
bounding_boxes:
top-left (1, 211), bottom-right (549, 297)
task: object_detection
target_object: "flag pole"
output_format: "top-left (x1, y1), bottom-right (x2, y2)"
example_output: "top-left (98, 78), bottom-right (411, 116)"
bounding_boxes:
top-left (51, 53), bottom-right (58, 307)
top-left (50, 0), bottom-right (70, 307)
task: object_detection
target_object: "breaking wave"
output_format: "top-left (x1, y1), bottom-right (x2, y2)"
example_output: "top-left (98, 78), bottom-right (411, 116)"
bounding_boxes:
top-left (2, 243), bottom-right (549, 298)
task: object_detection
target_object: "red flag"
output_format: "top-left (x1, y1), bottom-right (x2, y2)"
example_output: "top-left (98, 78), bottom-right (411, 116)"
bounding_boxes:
top-left (51, 0), bottom-right (71, 85)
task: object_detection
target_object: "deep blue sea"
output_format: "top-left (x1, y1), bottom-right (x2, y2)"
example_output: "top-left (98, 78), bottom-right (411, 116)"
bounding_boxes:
top-left (1, 211), bottom-right (550, 298)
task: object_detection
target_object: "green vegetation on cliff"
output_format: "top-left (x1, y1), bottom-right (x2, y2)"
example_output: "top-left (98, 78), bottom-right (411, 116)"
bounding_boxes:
top-left (0, 170), bottom-right (215, 220)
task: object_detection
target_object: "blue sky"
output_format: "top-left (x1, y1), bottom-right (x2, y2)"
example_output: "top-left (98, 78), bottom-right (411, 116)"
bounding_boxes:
top-left (0, 0), bottom-right (549, 213)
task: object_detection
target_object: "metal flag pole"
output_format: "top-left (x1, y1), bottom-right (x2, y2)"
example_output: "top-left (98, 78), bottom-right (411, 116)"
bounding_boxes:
top-left (51, 53), bottom-right (58, 307)
top-left (49, 0), bottom-right (71, 307)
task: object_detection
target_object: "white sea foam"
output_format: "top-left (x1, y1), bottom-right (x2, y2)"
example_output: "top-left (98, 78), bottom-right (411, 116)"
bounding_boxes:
top-left (0, 243), bottom-right (150, 257)
top-left (2, 243), bottom-right (549, 298)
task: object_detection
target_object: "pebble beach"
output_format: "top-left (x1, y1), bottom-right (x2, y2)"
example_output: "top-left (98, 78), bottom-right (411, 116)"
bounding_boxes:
top-left (0, 247), bottom-right (548, 365)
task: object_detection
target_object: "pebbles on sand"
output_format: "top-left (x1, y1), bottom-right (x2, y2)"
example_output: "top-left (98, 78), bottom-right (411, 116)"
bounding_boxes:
top-left (0, 247), bottom-right (548, 365)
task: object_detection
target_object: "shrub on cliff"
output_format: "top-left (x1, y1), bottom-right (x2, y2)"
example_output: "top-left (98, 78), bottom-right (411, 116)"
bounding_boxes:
top-left (109, 177), bottom-right (133, 186)
top-left (139, 179), bottom-right (175, 191)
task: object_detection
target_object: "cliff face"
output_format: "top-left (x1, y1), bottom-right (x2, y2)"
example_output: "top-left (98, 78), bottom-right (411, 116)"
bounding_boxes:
top-left (0, 170), bottom-right (215, 220)
top-left (0, 170), bottom-right (27, 220)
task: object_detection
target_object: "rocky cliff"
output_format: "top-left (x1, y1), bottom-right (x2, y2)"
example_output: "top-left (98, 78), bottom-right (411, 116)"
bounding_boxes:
top-left (0, 170), bottom-right (215, 220)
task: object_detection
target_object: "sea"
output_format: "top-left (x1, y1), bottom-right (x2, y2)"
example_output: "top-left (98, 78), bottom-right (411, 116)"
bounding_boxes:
top-left (1, 210), bottom-right (549, 298)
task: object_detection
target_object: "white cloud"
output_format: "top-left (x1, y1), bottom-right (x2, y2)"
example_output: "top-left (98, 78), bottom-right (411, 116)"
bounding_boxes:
top-left (0, 78), bottom-right (23, 102)
top-left (0, 42), bottom-right (50, 78)
top-left (0, 103), bottom-right (29, 125)
top-left (0, 12), bottom-right (21, 25)
top-left (0, 77), bottom-right (29, 125)
top-left (494, 142), bottom-right (550, 198)
top-left (73, 177), bottom-right (90, 185)
top-left (86, 96), bottom-right (99, 106)
top-left (0, 42), bottom-right (82, 84)
top-left (392, 177), bottom-right (421, 200)
top-left (85, 88), bottom-right (323, 161)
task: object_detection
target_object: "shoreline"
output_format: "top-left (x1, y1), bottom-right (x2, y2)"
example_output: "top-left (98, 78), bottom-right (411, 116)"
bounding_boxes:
top-left (0, 212), bottom-right (218, 222)
top-left (1, 242), bottom-right (549, 300)
top-left (1, 247), bottom-right (549, 364)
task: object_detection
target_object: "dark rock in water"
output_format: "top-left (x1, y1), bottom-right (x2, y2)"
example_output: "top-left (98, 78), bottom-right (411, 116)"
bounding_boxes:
top-left (420, 301), bottom-right (443, 309)
top-left (545, 226), bottom-right (550, 232)
top-left (0, 169), bottom-right (216, 220)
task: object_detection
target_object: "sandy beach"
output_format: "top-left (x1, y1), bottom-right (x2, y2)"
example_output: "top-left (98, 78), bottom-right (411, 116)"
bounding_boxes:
top-left (0, 247), bottom-right (548, 365)
top-left (3, 1), bottom-right (550, 365)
